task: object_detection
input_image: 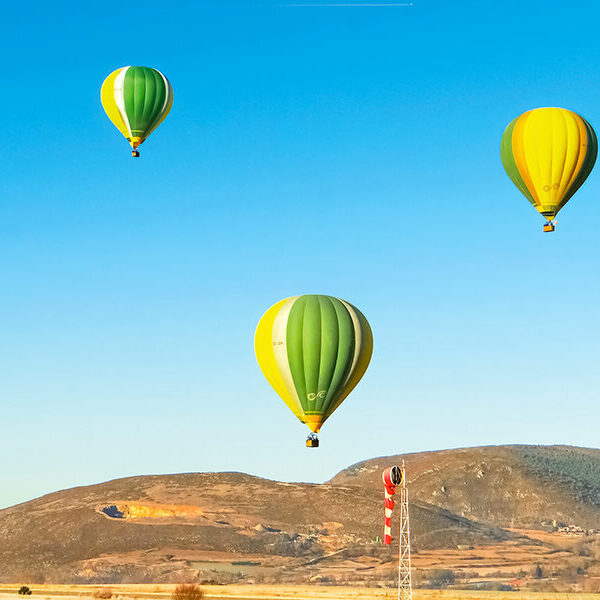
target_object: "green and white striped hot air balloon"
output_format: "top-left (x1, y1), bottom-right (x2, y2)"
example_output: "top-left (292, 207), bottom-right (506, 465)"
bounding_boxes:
top-left (101, 66), bottom-right (173, 157)
top-left (255, 295), bottom-right (373, 447)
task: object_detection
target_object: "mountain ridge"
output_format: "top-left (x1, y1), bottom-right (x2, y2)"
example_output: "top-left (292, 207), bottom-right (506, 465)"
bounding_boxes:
top-left (3, 444), bottom-right (600, 586)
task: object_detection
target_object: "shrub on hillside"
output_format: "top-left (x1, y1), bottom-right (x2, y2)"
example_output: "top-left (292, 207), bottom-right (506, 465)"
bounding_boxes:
top-left (427, 569), bottom-right (456, 588)
top-left (466, 581), bottom-right (514, 592)
top-left (18, 587), bottom-right (32, 596)
top-left (172, 584), bottom-right (204, 600)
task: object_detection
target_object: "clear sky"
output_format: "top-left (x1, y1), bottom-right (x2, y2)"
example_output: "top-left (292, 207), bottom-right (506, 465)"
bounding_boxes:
top-left (2, 0), bottom-right (600, 509)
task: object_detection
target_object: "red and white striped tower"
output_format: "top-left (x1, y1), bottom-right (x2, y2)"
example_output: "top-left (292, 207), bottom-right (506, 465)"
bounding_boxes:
top-left (382, 462), bottom-right (412, 600)
top-left (397, 460), bottom-right (413, 600)
top-left (382, 465), bottom-right (402, 544)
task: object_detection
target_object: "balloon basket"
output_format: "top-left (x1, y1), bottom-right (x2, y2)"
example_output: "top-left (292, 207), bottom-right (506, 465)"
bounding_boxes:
top-left (132, 150), bottom-right (140, 158)
top-left (543, 223), bottom-right (555, 232)
top-left (306, 434), bottom-right (319, 448)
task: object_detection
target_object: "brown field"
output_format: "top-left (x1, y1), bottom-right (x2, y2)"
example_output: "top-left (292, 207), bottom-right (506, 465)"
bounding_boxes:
top-left (1, 585), bottom-right (600, 600)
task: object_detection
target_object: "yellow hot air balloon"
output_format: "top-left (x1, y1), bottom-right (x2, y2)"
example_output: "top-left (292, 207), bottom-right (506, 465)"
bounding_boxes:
top-left (501, 107), bottom-right (597, 231)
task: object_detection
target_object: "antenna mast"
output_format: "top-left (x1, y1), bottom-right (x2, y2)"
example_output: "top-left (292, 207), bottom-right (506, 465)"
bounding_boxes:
top-left (398, 459), bottom-right (413, 600)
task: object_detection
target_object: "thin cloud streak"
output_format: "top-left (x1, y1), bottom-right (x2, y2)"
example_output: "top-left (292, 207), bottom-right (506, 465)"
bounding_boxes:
top-left (281, 3), bottom-right (413, 6)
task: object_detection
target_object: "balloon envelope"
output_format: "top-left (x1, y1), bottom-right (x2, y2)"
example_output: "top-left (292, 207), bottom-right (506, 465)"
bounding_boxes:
top-left (255, 295), bottom-right (373, 434)
top-left (101, 66), bottom-right (173, 152)
top-left (501, 107), bottom-right (597, 223)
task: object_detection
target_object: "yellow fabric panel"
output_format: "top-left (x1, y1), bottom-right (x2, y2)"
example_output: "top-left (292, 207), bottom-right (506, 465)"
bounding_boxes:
top-left (255, 298), bottom-right (304, 422)
top-left (511, 111), bottom-right (541, 207)
top-left (513, 108), bottom-right (588, 219)
top-left (100, 68), bottom-right (130, 141)
top-left (271, 297), bottom-right (304, 418)
top-left (525, 109), bottom-right (564, 212)
top-left (304, 415), bottom-right (324, 433)
top-left (559, 113), bottom-right (589, 210)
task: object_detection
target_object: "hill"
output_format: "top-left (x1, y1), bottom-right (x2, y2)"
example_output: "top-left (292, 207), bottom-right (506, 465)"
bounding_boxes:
top-left (2, 445), bottom-right (600, 589)
top-left (331, 445), bottom-right (600, 529)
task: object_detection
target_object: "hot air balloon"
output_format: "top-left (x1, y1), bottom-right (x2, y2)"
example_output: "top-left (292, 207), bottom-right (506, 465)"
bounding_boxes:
top-left (255, 295), bottom-right (373, 447)
top-left (101, 66), bottom-right (173, 157)
top-left (501, 107), bottom-right (597, 232)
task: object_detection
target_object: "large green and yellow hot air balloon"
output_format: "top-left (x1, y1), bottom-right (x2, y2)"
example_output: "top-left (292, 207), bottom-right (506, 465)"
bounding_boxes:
top-left (255, 295), bottom-right (373, 447)
top-left (501, 107), bottom-right (597, 232)
top-left (101, 66), bottom-right (173, 157)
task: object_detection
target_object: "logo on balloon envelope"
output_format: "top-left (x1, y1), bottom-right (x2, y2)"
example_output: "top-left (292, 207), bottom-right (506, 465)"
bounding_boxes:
top-left (543, 183), bottom-right (560, 192)
top-left (307, 391), bottom-right (327, 401)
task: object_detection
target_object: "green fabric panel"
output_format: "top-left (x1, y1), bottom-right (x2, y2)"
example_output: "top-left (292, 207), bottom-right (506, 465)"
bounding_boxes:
top-left (301, 296), bottom-right (322, 413)
top-left (319, 298), bottom-right (355, 417)
top-left (314, 296), bottom-right (340, 414)
top-left (286, 297), bottom-right (308, 411)
top-left (286, 295), bottom-right (358, 416)
top-left (124, 67), bottom-right (145, 134)
top-left (143, 69), bottom-right (169, 135)
top-left (123, 67), bottom-right (167, 137)
top-left (501, 116), bottom-right (538, 207)
top-left (326, 305), bottom-right (371, 417)
top-left (557, 117), bottom-right (598, 214)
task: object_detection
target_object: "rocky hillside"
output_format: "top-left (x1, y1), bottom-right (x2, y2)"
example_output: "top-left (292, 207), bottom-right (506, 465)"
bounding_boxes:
top-left (1, 445), bottom-right (600, 585)
top-left (332, 445), bottom-right (600, 529)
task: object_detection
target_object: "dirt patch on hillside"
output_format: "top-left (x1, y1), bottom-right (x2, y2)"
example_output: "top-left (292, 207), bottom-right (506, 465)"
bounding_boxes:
top-left (97, 503), bottom-right (204, 520)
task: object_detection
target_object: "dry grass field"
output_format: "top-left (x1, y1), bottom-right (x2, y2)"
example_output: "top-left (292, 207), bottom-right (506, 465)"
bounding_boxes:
top-left (1, 585), bottom-right (600, 600)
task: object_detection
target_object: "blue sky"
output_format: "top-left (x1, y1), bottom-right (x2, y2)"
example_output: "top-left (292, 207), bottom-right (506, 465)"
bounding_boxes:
top-left (2, 0), bottom-right (600, 509)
